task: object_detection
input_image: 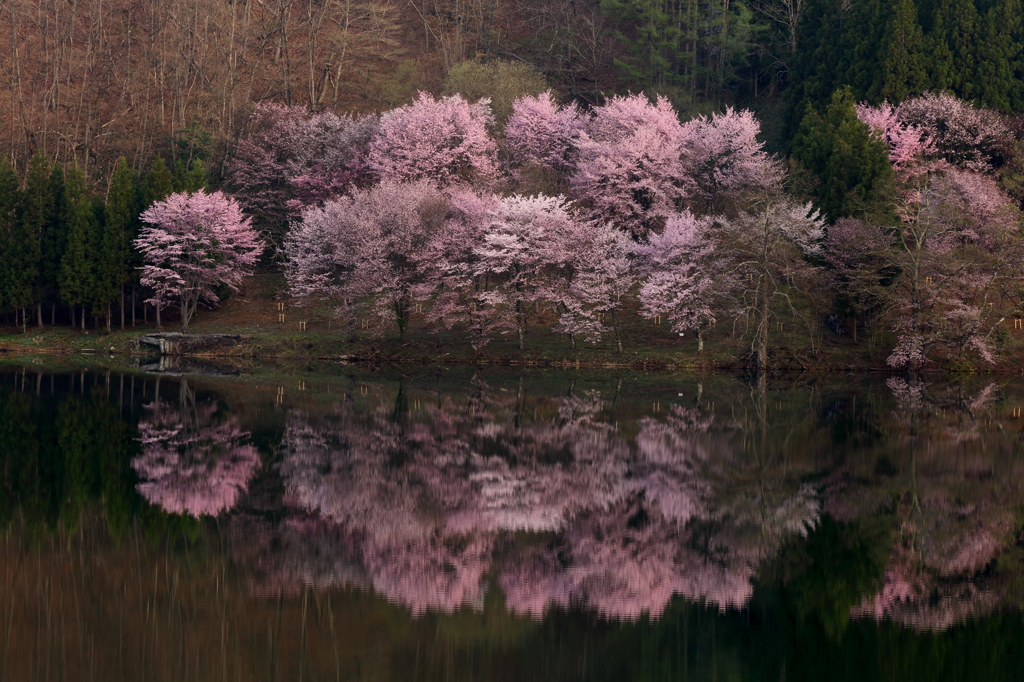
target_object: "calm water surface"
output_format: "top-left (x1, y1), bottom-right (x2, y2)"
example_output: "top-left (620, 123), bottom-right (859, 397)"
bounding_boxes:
top-left (2, 364), bottom-right (1024, 681)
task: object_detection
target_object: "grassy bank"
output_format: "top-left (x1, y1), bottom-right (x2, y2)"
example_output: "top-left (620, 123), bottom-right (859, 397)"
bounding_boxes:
top-left (0, 274), bottom-right (1018, 373)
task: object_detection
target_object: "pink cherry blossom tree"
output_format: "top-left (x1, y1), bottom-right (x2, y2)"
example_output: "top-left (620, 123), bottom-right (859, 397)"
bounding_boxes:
top-left (635, 210), bottom-right (725, 352)
top-left (571, 93), bottom-right (694, 240)
top-left (367, 92), bottom-right (498, 187)
top-left (895, 92), bottom-right (1010, 172)
top-left (473, 194), bottom-right (577, 350)
top-left (283, 199), bottom-right (358, 304)
top-left (884, 170), bottom-right (1024, 369)
top-left (855, 100), bottom-right (937, 179)
top-left (411, 188), bottom-right (501, 350)
top-left (284, 179), bottom-right (448, 340)
top-left (686, 108), bottom-right (783, 213)
top-left (226, 102), bottom-right (377, 250)
top-left (136, 191), bottom-right (263, 333)
top-left (721, 197), bottom-right (825, 370)
top-left (502, 91), bottom-right (586, 189)
top-left (543, 219), bottom-right (637, 352)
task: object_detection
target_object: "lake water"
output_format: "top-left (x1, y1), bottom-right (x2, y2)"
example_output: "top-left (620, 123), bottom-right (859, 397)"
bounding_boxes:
top-left (1, 363), bottom-right (1024, 681)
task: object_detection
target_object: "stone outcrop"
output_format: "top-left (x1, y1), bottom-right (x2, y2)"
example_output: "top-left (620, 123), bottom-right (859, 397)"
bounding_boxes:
top-left (135, 332), bottom-right (243, 356)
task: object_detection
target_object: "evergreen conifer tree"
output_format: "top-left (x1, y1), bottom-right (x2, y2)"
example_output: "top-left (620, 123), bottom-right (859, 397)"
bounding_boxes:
top-left (142, 156), bottom-right (175, 207)
top-left (881, 0), bottom-right (928, 102)
top-left (923, 0), bottom-right (954, 92)
top-left (104, 158), bottom-right (141, 330)
top-left (40, 164), bottom-right (69, 324)
top-left (791, 87), bottom-right (896, 222)
top-left (601, 0), bottom-right (680, 91)
top-left (976, 0), bottom-right (1023, 111)
top-left (87, 196), bottom-right (108, 329)
top-left (59, 166), bottom-right (97, 330)
top-left (841, 0), bottom-right (893, 102)
top-left (0, 161), bottom-right (20, 319)
top-left (17, 155), bottom-right (52, 328)
top-left (173, 159), bottom-right (207, 193)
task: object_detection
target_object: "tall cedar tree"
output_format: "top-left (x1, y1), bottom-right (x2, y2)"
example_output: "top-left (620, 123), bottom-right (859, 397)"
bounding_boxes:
top-left (976, 0), bottom-right (1024, 111)
top-left (19, 155), bottom-right (52, 327)
top-left (840, 0), bottom-right (892, 102)
top-left (173, 160), bottom-right (208, 194)
top-left (0, 161), bottom-right (20, 315)
top-left (944, 0), bottom-right (980, 98)
top-left (881, 0), bottom-right (928, 102)
top-left (787, 0), bottom-right (1024, 119)
top-left (791, 88), bottom-right (896, 222)
top-left (143, 156), bottom-right (175, 207)
top-left (41, 164), bottom-right (69, 324)
top-left (105, 158), bottom-right (142, 330)
top-left (59, 166), bottom-right (98, 329)
top-left (87, 197), bottom-right (107, 327)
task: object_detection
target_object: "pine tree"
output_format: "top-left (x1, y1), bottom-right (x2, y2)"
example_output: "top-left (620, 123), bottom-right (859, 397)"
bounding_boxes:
top-left (923, 0), bottom-right (954, 92)
top-left (937, 0), bottom-right (978, 98)
top-left (976, 0), bottom-right (1023, 111)
top-left (87, 194), bottom-right (111, 331)
top-left (881, 0), bottom-right (928, 102)
top-left (17, 155), bottom-right (51, 328)
top-left (0, 161), bottom-right (20, 317)
top-left (104, 158), bottom-right (141, 330)
top-left (841, 0), bottom-right (893, 102)
top-left (601, 0), bottom-right (756, 106)
top-left (173, 159), bottom-right (207, 193)
top-left (602, 0), bottom-right (680, 91)
top-left (791, 87), bottom-right (896, 222)
top-left (40, 164), bottom-right (69, 324)
top-left (59, 166), bottom-right (97, 330)
top-left (142, 156), bottom-right (175, 207)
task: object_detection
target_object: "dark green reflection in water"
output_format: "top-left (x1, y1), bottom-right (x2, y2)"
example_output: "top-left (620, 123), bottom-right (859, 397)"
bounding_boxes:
top-left (0, 366), bottom-right (1023, 681)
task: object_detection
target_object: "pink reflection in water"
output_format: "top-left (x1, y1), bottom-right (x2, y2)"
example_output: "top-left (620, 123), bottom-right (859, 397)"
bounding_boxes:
top-left (134, 394), bottom-right (260, 517)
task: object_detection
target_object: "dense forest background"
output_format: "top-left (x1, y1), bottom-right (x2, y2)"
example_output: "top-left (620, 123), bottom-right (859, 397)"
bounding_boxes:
top-left (2, 0), bottom-right (1023, 182)
top-left (3, 0), bottom-right (1024, 370)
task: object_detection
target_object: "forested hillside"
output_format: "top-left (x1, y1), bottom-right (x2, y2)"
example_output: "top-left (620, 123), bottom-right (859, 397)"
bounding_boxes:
top-left (3, 0), bottom-right (1024, 370)
top-left (3, 0), bottom-right (1023, 180)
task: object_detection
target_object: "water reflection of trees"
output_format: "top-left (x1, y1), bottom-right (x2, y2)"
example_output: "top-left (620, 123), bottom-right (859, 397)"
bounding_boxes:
top-left (826, 377), bottom-right (1024, 630)
top-left (133, 378), bottom-right (260, 518)
top-left (272, 377), bottom-right (821, 618)
top-left (0, 371), bottom-right (140, 534)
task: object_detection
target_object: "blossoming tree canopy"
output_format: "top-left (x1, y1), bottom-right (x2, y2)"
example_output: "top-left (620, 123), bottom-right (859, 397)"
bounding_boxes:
top-left (636, 210), bottom-right (720, 350)
top-left (136, 190), bottom-right (263, 333)
top-left (571, 93), bottom-right (693, 239)
top-left (367, 91), bottom-right (498, 186)
top-left (503, 90), bottom-right (586, 179)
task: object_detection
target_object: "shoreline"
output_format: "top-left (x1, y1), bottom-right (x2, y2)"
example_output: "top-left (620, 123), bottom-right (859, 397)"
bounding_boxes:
top-left (2, 276), bottom-right (1020, 375)
top-left (0, 331), bottom-right (1013, 375)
